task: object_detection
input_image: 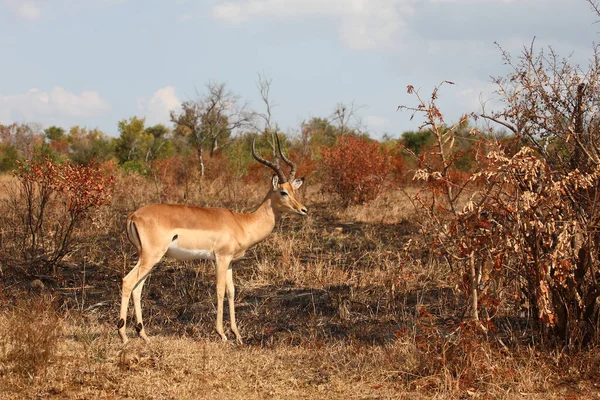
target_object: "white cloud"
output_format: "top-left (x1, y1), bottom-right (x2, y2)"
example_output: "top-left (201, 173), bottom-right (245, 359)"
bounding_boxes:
top-left (213, 2), bottom-right (244, 22)
top-left (212, 0), bottom-right (415, 50)
top-left (366, 115), bottom-right (391, 131)
top-left (136, 86), bottom-right (181, 127)
top-left (2, 0), bottom-right (42, 20)
top-left (0, 87), bottom-right (111, 125)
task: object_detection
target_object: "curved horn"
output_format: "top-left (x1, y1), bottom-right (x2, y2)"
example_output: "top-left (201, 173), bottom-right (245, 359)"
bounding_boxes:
top-left (252, 136), bottom-right (287, 183)
top-left (275, 133), bottom-right (297, 181)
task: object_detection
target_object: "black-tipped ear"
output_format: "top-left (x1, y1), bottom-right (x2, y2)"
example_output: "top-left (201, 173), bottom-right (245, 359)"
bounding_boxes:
top-left (291, 178), bottom-right (304, 190)
top-left (271, 174), bottom-right (279, 190)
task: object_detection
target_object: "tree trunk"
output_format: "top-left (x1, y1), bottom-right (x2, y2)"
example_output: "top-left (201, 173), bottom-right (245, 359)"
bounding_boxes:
top-left (571, 83), bottom-right (586, 169)
top-left (197, 146), bottom-right (204, 194)
top-left (211, 137), bottom-right (218, 157)
top-left (470, 251), bottom-right (480, 322)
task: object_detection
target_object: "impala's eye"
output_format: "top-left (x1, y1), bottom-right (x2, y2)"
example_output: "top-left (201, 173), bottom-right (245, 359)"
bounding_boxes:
top-left (280, 191), bottom-right (288, 197)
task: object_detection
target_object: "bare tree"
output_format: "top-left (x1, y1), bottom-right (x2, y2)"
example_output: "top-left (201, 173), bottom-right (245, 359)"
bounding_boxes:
top-left (170, 100), bottom-right (203, 175)
top-left (588, 0), bottom-right (600, 18)
top-left (170, 82), bottom-right (254, 191)
top-left (203, 83), bottom-right (254, 156)
top-left (254, 74), bottom-right (288, 168)
top-left (329, 101), bottom-right (363, 136)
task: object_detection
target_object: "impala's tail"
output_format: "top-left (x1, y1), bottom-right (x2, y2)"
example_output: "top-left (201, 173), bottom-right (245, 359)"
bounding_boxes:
top-left (126, 217), bottom-right (142, 252)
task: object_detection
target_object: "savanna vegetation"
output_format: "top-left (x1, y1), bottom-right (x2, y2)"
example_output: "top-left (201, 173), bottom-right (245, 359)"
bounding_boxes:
top-left (3, 7), bottom-right (600, 399)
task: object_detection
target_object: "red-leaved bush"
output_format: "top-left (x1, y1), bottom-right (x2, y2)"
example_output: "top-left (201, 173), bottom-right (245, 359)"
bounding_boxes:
top-left (321, 136), bottom-right (392, 206)
top-left (0, 157), bottom-right (115, 275)
top-left (152, 154), bottom-right (199, 202)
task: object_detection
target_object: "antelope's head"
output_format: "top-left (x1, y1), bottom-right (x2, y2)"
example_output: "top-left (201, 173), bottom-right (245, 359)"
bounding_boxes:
top-left (252, 135), bottom-right (308, 216)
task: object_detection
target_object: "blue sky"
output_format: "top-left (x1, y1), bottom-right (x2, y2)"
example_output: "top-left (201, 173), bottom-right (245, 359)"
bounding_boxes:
top-left (0, 0), bottom-right (598, 139)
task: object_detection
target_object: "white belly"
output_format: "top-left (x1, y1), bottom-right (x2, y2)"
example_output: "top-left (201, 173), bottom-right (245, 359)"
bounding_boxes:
top-left (165, 240), bottom-right (215, 261)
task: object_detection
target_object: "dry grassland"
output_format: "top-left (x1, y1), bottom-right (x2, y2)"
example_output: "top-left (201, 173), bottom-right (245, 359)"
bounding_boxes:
top-left (1, 177), bottom-right (599, 399)
top-left (2, 297), bottom-right (599, 400)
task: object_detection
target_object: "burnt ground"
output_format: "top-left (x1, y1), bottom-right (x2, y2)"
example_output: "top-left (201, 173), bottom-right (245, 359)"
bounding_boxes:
top-left (2, 203), bottom-right (458, 347)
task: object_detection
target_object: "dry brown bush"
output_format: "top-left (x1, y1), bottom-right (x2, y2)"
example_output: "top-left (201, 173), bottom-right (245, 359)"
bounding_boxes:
top-left (150, 154), bottom-right (200, 203)
top-left (403, 43), bottom-right (600, 350)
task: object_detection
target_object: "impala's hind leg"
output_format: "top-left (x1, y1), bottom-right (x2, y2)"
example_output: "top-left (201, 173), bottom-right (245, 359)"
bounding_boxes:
top-left (132, 276), bottom-right (150, 342)
top-left (118, 257), bottom-right (158, 344)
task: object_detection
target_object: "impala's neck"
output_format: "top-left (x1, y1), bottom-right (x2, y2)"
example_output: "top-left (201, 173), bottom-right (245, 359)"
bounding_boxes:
top-left (244, 192), bottom-right (280, 246)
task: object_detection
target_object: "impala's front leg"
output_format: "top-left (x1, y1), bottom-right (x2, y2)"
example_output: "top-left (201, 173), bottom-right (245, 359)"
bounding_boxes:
top-left (226, 266), bottom-right (242, 344)
top-left (215, 255), bottom-right (232, 342)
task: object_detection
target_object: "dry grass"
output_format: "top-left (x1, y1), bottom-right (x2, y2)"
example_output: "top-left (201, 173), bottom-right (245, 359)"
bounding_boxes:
top-left (336, 187), bottom-right (421, 225)
top-left (2, 174), bottom-right (600, 399)
top-left (0, 174), bottom-right (16, 201)
top-left (0, 295), bottom-right (62, 379)
top-left (0, 310), bottom-right (599, 399)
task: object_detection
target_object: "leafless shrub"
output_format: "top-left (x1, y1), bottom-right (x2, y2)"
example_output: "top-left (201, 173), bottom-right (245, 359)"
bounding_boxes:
top-left (403, 42), bottom-right (600, 348)
top-left (479, 43), bottom-right (600, 347)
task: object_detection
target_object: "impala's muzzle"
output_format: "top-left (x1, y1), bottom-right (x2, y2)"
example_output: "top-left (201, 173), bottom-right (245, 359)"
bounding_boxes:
top-left (297, 207), bottom-right (308, 216)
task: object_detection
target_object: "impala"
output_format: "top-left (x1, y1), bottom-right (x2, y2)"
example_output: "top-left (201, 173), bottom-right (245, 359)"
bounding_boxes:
top-left (117, 135), bottom-right (307, 344)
